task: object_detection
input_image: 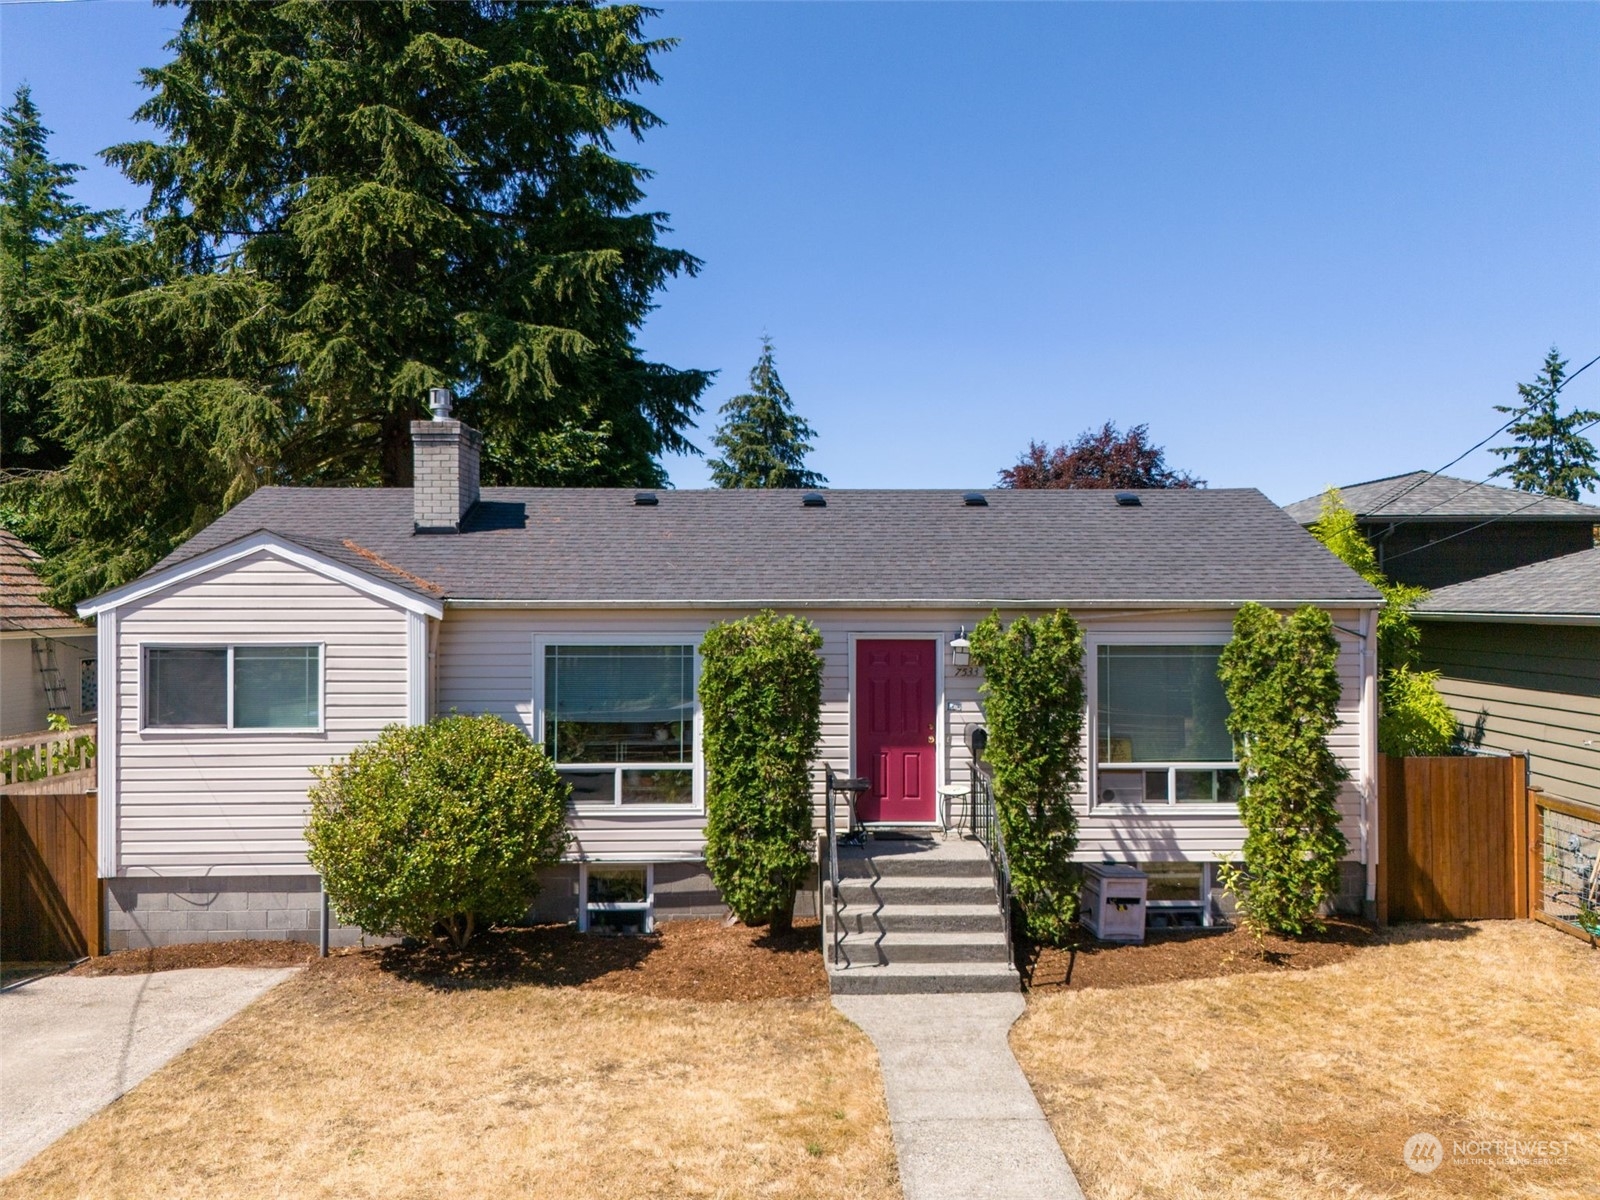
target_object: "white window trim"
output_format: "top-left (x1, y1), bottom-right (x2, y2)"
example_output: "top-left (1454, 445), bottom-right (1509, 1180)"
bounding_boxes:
top-left (1086, 631), bottom-right (1240, 816)
top-left (532, 635), bottom-right (704, 816)
top-left (845, 630), bottom-right (949, 829)
top-left (578, 862), bottom-right (654, 933)
top-left (137, 641), bottom-right (327, 735)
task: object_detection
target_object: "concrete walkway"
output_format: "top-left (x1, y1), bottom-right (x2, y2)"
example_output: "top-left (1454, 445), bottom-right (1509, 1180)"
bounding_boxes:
top-left (0, 966), bottom-right (296, 1177)
top-left (834, 992), bottom-right (1084, 1200)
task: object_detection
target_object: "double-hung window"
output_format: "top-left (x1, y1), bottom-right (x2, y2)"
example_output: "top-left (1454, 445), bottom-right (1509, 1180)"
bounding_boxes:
top-left (541, 642), bottom-right (697, 808)
top-left (1095, 644), bottom-right (1240, 807)
top-left (143, 645), bottom-right (322, 731)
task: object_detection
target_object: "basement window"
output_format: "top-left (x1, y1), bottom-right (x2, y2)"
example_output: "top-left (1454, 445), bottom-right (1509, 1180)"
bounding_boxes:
top-left (142, 645), bottom-right (322, 731)
top-left (581, 864), bottom-right (653, 934)
top-left (1094, 644), bottom-right (1239, 807)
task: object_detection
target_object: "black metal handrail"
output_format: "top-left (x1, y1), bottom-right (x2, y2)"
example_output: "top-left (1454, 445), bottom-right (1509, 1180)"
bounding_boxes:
top-left (969, 765), bottom-right (1015, 969)
top-left (823, 765), bottom-right (845, 966)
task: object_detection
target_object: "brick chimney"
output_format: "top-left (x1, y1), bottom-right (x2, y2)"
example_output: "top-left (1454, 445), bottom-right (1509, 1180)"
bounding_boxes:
top-left (411, 388), bottom-right (481, 533)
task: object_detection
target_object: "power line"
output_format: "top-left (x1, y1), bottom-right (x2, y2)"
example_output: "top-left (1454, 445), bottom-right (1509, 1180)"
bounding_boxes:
top-left (1362, 351), bottom-right (1600, 520)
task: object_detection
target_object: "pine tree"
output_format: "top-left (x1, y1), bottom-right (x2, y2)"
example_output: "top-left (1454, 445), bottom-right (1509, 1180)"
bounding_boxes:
top-left (1490, 348), bottom-right (1600, 501)
top-left (0, 86), bottom-right (106, 472)
top-left (999, 423), bottom-right (1204, 489)
top-left (10, 1), bottom-right (711, 606)
top-left (707, 338), bottom-right (825, 489)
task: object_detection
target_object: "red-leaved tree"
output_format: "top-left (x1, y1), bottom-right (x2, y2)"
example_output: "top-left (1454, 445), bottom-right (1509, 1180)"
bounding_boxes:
top-left (999, 422), bottom-right (1204, 490)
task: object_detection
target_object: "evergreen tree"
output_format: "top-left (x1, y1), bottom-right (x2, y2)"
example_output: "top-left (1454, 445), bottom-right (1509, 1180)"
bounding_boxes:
top-left (707, 338), bottom-right (824, 488)
top-left (1000, 422), bottom-right (1204, 489)
top-left (0, 86), bottom-right (109, 472)
top-left (10, 1), bottom-right (710, 606)
top-left (1490, 348), bottom-right (1600, 501)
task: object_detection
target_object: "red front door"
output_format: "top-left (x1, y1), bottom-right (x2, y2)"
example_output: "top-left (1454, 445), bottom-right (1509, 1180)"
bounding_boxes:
top-left (855, 639), bottom-right (938, 824)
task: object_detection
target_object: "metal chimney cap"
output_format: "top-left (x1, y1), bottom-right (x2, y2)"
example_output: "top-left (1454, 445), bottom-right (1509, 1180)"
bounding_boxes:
top-left (428, 387), bottom-right (453, 420)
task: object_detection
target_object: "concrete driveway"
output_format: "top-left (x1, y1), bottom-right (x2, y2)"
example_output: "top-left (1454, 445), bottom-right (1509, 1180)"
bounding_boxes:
top-left (0, 966), bottom-right (296, 1178)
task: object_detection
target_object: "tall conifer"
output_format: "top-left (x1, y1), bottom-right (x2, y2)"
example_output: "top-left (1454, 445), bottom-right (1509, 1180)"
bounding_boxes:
top-left (708, 338), bottom-right (824, 489)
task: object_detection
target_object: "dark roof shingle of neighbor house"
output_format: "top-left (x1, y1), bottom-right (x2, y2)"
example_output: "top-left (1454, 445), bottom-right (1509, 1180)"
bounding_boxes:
top-left (0, 528), bottom-right (85, 632)
top-left (1415, 546), bottom-right (1600, 620)
top-left (1282, 471), bottom-right (1600, 525)
top-left (145, 486), bottom-right (1379, 607)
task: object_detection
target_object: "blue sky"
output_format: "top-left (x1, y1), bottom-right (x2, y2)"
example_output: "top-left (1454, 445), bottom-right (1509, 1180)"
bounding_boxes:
top-left (3, 1), bottom-right (1597, 502)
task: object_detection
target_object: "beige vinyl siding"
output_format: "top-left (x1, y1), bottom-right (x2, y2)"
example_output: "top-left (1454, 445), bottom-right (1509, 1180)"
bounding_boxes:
top-left (437, 605), bottom-right (1375, 867)
top-left (114, 551), bottom-right (411, 876)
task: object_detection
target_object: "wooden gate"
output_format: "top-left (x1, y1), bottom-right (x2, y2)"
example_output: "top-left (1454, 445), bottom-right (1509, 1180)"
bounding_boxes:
top-left (1, 792), bottom-right (100, 962)
top-left (1378, 754), bottom-right (1529, 923)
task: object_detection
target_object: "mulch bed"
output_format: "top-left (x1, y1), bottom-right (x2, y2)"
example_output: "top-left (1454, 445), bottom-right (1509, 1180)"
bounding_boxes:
top-left (70, 939), bottom-right (321, 976)
top-left (1021, 917), bottom-right (1377, 992)
top-left (68, 920), bottom-right (827, 1002)
top-left (348, 918), bottom-right (828, 1001)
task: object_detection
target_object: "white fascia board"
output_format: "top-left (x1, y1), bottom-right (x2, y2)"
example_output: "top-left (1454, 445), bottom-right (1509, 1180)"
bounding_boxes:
top-left (76, 532), bottom-right (445, 620)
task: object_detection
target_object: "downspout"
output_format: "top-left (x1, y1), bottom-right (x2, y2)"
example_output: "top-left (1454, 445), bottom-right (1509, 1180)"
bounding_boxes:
top-left (1361, 607), bottom-right (1380, 905)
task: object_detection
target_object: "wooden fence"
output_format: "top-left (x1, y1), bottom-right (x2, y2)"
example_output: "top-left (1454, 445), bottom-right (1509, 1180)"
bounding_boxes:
top-left (1377, 753), bottom-right (1529, 923)
top-left (0, 792), bottom-right (100, 962)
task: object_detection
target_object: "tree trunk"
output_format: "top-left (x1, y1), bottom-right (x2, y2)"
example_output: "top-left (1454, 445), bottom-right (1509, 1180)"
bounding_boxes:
top-left (767, 892), bottom-right (795, 935)
top-left (381, 412), bottom-right (414, 487)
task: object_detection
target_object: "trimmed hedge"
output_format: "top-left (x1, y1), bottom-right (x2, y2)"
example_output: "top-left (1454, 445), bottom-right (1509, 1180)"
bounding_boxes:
top-left (305, 713), bottom-right (570, 948)
top-left (700, 611), bottom-right (824, 931)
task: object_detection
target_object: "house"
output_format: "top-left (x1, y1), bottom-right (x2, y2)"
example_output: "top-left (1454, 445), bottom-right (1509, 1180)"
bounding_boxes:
top-left (1, 528), bottom-right (97, 736)
top-left (1416, 548), bottom-right (1600, 808)
top-left (78, 400), bottom-right (1381, 954)
top-left (1283, 471), bottom-right (1599, 590)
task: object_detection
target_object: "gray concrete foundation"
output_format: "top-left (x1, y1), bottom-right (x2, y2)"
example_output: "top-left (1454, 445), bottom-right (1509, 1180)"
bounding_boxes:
top-left (103, 876), bottom-right (367, 951)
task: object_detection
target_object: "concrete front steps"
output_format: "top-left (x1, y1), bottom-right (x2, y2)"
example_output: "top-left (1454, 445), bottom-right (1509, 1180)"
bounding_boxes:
top-left (825, 835), bottom-right (1020, 995)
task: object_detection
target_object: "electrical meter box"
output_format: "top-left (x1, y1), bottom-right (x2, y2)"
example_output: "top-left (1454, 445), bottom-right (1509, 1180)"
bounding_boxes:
top-left (1081, 863), bottom-right (1149, 943)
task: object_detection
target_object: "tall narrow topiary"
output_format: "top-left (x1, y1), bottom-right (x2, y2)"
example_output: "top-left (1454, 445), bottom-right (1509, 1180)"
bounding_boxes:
top-left (700, 610), bottom-right (824, 931)
top-left (969, 610), bottom-right (1087, 944)
top-left (1217, 603), bottom-right (1350, 935)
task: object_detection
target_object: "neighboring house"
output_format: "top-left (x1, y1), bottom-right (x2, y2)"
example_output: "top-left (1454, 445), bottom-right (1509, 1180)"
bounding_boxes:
top-left (1416, 548), bottom-right (1600, 808)
top-left (1283, 471), bottom-right (1599, 590)
top-left (1, 528), bottom-right (97, 736)
top-left (79, 404), bottom-right (1381, 952)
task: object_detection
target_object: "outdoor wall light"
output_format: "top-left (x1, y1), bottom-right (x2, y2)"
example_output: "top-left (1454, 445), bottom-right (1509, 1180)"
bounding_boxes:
top-left (950, 627), bottom-right (971, 666)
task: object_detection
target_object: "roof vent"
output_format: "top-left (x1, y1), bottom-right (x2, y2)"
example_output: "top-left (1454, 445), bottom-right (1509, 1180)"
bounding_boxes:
top-left (963, 492), bottom-right (988, 507)
top-left (1114, 492), bottom-right (1142, 507)
top-left (802, 491), bottom-right (827, 508)
top-left (633, 491), bottom-right (658, 506)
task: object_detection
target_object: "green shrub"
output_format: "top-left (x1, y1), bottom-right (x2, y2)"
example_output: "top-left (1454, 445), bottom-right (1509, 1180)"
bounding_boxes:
top-left (1309, 487), bottom-right (1458, 756)
top-left (305, 714), bottom-right (570, 948)
top-left (969, 610), bottom-right (1086, 944)
top-left (1217, 603), bottom-right (1350, 935)
top-left (1379, 664), bottom-right (1457, 757)
top-left (700, 610), bottom-right (824, 931)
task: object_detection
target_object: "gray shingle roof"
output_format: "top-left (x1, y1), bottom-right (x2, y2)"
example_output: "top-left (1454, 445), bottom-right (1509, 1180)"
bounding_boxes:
top-left (142, 486), bottom-right (1378, 608)
top-left (1283, 471), bottom-right (1600, 524)
top-left (1415, 546), bottom-right (1600, 620)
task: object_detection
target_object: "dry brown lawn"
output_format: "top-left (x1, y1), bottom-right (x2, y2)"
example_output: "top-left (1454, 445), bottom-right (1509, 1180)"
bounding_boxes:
top-left (1012, 920), bottom-right (1600, 1200)
top-left (3, 940), bottom-right (899, 1200)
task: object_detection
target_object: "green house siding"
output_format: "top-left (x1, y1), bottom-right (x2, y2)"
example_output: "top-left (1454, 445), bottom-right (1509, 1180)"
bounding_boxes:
top-left (1420, 621), bottom-right (1600, 806)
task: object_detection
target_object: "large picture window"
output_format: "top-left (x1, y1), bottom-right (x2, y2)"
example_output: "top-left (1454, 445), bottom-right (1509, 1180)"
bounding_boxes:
top-left (143, 645), bottom-right (321, 730)
top-left (1095, 644), bottom-right (1239, 806)
top-left (542, 643), bottom-right (696, 807)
